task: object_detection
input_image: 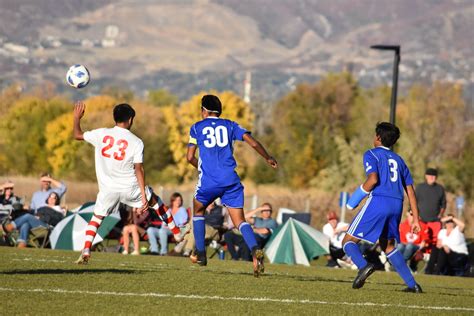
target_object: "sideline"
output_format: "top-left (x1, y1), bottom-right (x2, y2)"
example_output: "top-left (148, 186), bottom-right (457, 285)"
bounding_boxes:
top-left (0, 287), bottom-right (473, 312)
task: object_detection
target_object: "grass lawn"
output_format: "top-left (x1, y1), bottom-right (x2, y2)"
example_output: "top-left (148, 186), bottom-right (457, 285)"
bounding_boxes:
top-left (0, 247), bottom-right (473, 315)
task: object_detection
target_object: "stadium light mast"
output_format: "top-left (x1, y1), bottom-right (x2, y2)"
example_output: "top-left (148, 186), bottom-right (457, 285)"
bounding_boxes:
top-left (370, 45), bottom-right (400, 126)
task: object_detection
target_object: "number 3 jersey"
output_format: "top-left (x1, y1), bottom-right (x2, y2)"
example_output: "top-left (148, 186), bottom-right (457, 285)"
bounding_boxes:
top-left (84, 126), bottom-right (144, 192)
top-left (363, 146), bottom-right (413, 200)
top-left (188, 117), bottom-right (249, 188)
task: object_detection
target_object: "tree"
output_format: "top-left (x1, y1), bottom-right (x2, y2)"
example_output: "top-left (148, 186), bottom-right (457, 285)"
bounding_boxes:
top-left (148, 89), bottom-right (178, 107)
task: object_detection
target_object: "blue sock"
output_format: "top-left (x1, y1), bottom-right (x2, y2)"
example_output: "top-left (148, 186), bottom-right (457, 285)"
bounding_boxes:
top-left (387, 249), bottom-right (416, 288)
top-left (193, 216), bottom-right (206, 253)
top-left (239, 222), bottom-right (258, 251)
top-left (343, 241), bottom-right (368, 269)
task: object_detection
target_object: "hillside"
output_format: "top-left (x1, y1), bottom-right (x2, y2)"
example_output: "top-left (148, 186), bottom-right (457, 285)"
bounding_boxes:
top-left (0, 0), bottom-right (472, 100)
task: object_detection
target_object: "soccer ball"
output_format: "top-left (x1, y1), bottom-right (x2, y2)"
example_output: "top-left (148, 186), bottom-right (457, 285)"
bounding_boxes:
top-left (66, 64), bottom-right (90, 89)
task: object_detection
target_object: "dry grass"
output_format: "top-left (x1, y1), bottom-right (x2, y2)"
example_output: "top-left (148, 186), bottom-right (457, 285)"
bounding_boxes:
top-left (3, 175), bottom-right (472, 237)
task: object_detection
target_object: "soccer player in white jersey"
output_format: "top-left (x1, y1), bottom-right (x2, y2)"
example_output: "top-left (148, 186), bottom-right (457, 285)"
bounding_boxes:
top-left (73, 101), bottom-right (149, 264)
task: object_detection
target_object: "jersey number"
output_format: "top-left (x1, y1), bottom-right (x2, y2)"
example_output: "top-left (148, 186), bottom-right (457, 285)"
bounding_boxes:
top-left (101, 136), bottom-right (128, 161)
top-left (202, 126), bottom-right (229, 148)
top-left (388, 159), bottom-right (398, 182)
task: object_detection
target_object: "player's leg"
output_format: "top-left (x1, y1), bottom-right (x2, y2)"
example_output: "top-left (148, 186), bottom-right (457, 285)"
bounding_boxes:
top-left (191, 197), bottom-right (209, 265)
top-left (381, 238), bottom-right (421, 292)
top-left (223, 183), bottom-right (264, 277)
top-left (77, 191), bottom-right (119, 264)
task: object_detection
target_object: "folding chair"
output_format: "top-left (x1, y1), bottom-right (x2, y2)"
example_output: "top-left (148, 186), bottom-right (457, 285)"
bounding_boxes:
top-left (28, 225), bottom-right (52, 248)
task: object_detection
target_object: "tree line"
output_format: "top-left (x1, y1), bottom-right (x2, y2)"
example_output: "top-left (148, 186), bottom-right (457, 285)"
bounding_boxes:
top-left (0, 73), bottom-right (472, 201)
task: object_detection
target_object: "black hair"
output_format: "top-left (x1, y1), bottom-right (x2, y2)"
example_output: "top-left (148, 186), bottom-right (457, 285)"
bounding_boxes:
top-left (113, 103), bottom-right (136, 123)
top-left (46, 192), bottom-right (61, 206)
top-left (201, 95), bottom-right (222, 116)
top-left (375, 122), bottom-right (400, 147)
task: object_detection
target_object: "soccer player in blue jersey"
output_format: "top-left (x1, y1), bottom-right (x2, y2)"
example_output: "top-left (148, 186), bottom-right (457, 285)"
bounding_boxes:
top-left (342, 122), bottom-right (422, 293)
top-left (186, 94), bottom-right (278, 277)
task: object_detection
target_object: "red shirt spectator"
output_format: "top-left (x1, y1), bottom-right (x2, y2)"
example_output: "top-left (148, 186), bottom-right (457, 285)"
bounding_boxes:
top-left (399, 218), bottom-right (429, 247)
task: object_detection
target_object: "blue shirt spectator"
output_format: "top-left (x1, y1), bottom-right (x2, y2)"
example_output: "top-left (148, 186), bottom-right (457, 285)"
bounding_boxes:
top-left (30, 173), bottom-right (67, 212)
top-left (254, 217), bottom-right (278, 238)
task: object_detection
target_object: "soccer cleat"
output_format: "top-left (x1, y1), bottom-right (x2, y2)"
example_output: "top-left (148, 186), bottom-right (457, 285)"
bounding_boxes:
top-left (402, 283), bottom-right (423, 293)
top-left (190, 250), bottom-right (207, 266)
top-left (75, 249), bottom-right (91, 265)
top-left (252, 248), bottom-right (265, 278)
top-left (352, 263), bottom-right (375, 289)
top-left (174, 225), bottom-right (191, 243)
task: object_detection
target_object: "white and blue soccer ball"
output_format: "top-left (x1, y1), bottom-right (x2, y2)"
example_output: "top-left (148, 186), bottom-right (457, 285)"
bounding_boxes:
top-left (66, 64), bottom-right (90, 89)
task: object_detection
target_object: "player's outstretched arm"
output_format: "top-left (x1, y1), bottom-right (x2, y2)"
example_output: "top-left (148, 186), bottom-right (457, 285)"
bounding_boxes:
top-left (242, 133), bottom-right (277, 169)
top-left (73, 101), bottom-right (85, 140)
top-left (406, 184), bottom-right (421, 234)
top-left (186, 145), bottom-right (198, 169)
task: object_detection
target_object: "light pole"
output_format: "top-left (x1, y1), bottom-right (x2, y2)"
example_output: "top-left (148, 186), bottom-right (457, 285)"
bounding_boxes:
top-left (370, 45), bottom-right (400, 126)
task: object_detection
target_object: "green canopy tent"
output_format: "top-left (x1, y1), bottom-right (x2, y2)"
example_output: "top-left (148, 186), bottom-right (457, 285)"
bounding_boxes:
top-left (264, 217), bottom-right (330, 266)
top-left (49, 202), bottom-right (121, 251)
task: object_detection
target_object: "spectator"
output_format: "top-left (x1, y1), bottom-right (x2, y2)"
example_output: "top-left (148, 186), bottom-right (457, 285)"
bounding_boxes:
top-left (322, 211), bottom-right (349, 267)
top-left (436, 214), bottom-right (469, 276)
top-left (397, 210), bottom-right (430, 272)
top-left (177, 200), bottom-right (229, 256)
top-left (30, 173), bottom-right (67, 213)
top-left (225, 203), bottom-right (277, 261)
top-left (36, 192), bottom-right (67, 226)
top-left (0, 206), bottom-right (47, 248)
top-left (0, 181), bottom-right (23, 220)
top-left (150, 192), bottom-right (189, 255)
top-left (416, 168), bottom-right (447, 274)
top-left (122, 207), bottom-right (148, 255)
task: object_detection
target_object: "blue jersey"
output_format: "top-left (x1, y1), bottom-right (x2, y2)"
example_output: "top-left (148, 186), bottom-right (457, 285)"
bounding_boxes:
top-left (188, 117), bottom-right (249, 188)
top-left (363, 146), bottom-right (413, 200)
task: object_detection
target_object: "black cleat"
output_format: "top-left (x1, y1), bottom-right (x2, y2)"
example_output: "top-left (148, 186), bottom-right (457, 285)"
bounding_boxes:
top-left (352, 263), bottom-right (375, 289)
top-left (402, 283), bottom-right (423, 293)
top-left (190, 250), bottom-right (207, 266)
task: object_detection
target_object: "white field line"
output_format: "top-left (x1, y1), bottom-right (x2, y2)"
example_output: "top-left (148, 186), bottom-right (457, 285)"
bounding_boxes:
top-left (0, 287), bottom-right (473, 312)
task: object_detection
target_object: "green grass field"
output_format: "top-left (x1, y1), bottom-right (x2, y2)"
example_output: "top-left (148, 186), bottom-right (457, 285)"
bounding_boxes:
top-left (1, 247), bottom-right (473, 315)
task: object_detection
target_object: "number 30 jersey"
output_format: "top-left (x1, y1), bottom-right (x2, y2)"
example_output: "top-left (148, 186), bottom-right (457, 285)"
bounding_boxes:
top-left (84, 126), bottom-right (144, 192)
top-left (363, 146), bottom-right (414, 200)
top-left (188, 117), bottom-right (249, 188)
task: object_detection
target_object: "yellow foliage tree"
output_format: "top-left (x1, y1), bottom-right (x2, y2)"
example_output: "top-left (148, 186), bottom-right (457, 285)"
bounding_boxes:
top-left (164, 91), bottom-right (254, 182)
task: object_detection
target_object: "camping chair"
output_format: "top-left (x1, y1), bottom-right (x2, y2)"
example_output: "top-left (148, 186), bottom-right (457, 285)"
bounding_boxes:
top-left (28, 225), bottom-right (52, 248)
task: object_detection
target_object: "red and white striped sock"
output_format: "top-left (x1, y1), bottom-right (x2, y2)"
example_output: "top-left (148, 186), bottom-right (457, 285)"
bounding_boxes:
top-left (83, 214), bottom-right (104, 251)
top-left (153, 203), bottom-right (180, 235)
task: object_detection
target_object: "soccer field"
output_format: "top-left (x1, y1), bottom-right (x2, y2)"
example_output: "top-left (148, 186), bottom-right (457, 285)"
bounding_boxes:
top-left (1, 247), bottom-right (473, 315)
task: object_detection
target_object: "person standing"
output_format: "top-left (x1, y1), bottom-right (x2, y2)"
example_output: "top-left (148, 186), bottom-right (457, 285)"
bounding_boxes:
top-left (416, 168), bottom-right (447, 274)
top-left (73, 101), bottom-right (148, 264)
top-left (186, 94), bottom-right (277, 277)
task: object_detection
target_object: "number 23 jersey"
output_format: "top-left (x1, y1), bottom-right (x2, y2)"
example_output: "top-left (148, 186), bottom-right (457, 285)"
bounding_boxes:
top-left (84, 126), bottom-right (144, 192)
top-left (188, 117), bottom-right (249, 188)
top-left (363, 146), bottom-right (413, 200)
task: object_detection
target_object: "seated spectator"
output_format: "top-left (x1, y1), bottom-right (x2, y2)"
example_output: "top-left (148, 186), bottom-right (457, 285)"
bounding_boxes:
top-left (176, 200), bottom-right (229, 256)
top-left (30, 173), bottom-right (67, 213)
top-left (225, 203), bottom-right (277, 261)
top-left (0, 207), bottom-right (47, 248)
top-left (0, 181), bottom-right (23, 220)
top-left (322, 211), bottom-right (349, 267)
top-left (397, 210), bottom-right (430, 271)
top-left (36, 192), bottom-right (67, 226)
top-left (122, 206), bottom-right (148, 255)
top-left (148, 192), bottom-right (188, 256)
top-left (436, 214), bottom-right (469, 276)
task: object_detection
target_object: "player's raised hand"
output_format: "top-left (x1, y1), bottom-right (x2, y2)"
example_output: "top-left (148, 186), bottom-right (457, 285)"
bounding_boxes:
top-left (74, 101), bottom-right (86, 119)
top-left (266, 156), bottom-right (278, 169)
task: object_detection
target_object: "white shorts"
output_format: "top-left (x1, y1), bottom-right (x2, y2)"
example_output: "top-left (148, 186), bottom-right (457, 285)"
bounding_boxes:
top-left (93, 186), bottom-right (152, 217)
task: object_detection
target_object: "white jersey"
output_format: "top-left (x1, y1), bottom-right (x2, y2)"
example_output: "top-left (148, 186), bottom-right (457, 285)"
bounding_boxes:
top-left (84, 126), bottom-right (144, 193)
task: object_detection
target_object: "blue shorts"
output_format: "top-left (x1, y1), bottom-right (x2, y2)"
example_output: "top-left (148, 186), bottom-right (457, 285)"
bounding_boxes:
top-left (195, 182), bottom-right (244, 208)
top-left (347, 195), bottom-right (403, 244)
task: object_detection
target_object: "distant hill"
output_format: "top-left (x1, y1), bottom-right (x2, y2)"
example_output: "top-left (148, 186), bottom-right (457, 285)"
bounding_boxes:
top-left (0, 0), bottom-right (472, 101)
